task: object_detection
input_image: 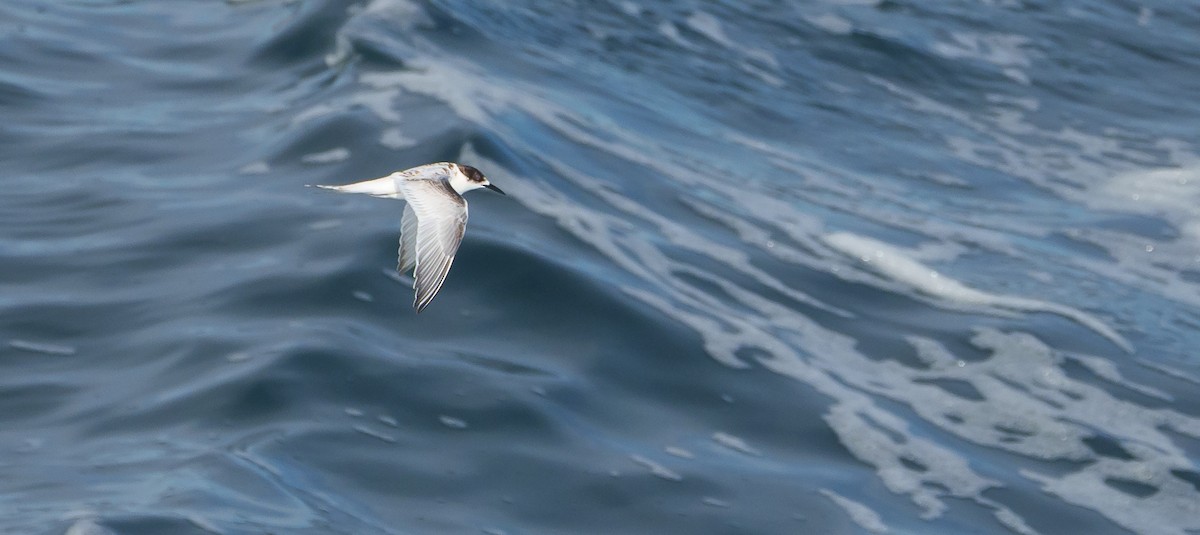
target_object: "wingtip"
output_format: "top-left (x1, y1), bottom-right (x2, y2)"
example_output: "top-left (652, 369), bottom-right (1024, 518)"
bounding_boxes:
top-left (413, 291), bottom-right (438, 314)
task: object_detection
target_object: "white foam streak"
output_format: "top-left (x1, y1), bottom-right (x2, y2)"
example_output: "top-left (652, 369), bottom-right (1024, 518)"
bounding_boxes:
top-left (630, 454), bottom-right (683, 481)
top-left (9, 339), bottom-right (77, 356)
top-left (824, 231), bottom-right (1132, 352)
top-left (300, 147), bottom-right (350, 165)
top-left (819, 489), bottom-right (889, 534)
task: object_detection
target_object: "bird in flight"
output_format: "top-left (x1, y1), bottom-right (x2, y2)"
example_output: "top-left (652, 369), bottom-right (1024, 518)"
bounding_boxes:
top-left (317, 162), bottom-right (505, 313)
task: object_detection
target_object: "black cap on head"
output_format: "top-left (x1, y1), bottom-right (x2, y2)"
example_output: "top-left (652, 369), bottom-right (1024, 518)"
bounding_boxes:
top-left (460, 165), bottom-right (485, 183)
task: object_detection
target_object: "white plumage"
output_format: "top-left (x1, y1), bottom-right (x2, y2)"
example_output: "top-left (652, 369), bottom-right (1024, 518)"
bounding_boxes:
top-left (317, 162), bottom-right (505, 313)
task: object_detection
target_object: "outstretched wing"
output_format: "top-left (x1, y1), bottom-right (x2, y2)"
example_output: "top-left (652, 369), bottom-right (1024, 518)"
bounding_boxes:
top-left (396, 179), bottom-right (468, 313)
top-left (397, 203), bottom-right (419, 274)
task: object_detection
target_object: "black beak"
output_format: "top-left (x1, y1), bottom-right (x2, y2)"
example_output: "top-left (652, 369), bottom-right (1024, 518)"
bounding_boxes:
top-left (484, 183), bottom-right (506, 195)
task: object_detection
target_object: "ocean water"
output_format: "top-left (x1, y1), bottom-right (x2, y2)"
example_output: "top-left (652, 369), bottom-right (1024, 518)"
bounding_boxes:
top-left (2, 1), bottom-right (1199, 533)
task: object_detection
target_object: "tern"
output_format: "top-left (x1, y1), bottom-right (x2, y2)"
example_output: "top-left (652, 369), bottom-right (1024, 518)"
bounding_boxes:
top-left (316, 162), bottom-right (505, 313)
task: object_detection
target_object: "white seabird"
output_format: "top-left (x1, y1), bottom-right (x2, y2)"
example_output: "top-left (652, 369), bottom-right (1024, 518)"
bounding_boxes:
top-left (317, 162), bottom-right (505, 313)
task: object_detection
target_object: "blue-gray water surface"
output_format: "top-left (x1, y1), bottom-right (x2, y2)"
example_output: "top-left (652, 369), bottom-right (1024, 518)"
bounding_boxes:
top-left (3, 1), bottom-right (1200, 534)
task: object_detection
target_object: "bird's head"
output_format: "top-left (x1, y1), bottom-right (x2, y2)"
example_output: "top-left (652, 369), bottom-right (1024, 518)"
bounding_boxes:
top-left (457, 164), bottom-right (505, 195)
